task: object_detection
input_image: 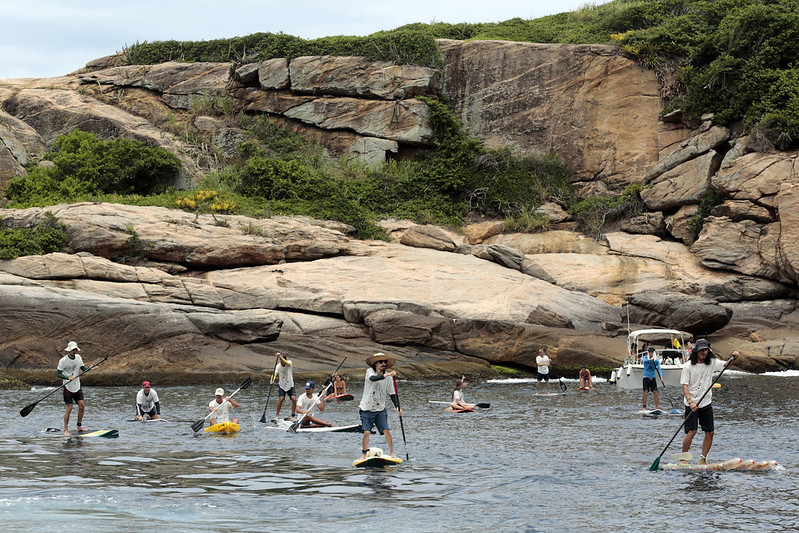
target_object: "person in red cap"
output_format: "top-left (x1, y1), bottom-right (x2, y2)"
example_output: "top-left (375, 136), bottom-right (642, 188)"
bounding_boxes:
top-left (135, 380), bottom-right (162, 421)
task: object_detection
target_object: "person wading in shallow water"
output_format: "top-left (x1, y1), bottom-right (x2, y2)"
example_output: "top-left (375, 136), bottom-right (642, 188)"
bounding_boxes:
top-left (680, 339), bottom-right (738, 465)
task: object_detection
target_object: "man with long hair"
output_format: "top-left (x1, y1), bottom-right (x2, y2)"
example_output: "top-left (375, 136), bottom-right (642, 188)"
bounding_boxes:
top-left (680, 339), bottom-right (738, 464)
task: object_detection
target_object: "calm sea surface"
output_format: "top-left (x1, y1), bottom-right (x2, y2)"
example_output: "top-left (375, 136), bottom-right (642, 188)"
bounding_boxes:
top-left (1, 371), bottom-right (798, 532)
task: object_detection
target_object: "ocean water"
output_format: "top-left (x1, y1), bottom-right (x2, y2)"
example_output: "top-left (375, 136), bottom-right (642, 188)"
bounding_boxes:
top-left (1, 372), bottom-right (797, 532)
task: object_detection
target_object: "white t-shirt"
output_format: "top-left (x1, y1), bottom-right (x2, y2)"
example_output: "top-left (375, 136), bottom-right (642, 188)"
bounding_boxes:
top-left (57, 354), bottom-right (85, 393)
top-left (297, 393), bottom-right (321, 417)
top-left (359, 367), bottom-right (394, 412)
top-left (136, 389), bottom-right (160, 413)
top-left (276, 360), bottom-right (294, 391)
top-left (453, 389), bottom-right (465, 403)
top-left (209, 398), bottom-right (232, 423)
top-left (680, 357), bottom-right (727, 408)
top-left (536, 355), bottom-right (551, 375)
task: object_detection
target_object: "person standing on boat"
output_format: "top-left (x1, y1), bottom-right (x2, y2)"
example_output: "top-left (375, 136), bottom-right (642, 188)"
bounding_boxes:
top-left (135, 380), bottom-right (162, 421)
top-left (680, 339), bottom-right (738, 465)
top-left (536, 347), bottom-right (551, 395)
top-left (358, 353), bottom-right (402, 461)
top-left (57, 341), bottom-right (90, 436)
top-left (209, 387), bottom-right (239, 426)
top-left (642, 347), bottom-right (661, 411)
top-left (297, 381), bottom-right (334, 428)
top-left (450, 375), bottom-right (475, 410)
top-left (272, 352), bottom-right (297, 421)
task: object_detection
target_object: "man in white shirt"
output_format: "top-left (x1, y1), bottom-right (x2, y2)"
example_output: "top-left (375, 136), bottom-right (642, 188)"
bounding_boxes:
top-left (209, 387), bottom-right (239, 425)
top-left (358, 353), bottom-right (402, 461)
top-left (56, 341), bottom-right (90, 436)
top-left (135, 381), bottom-right (162, 421)
top-left (271, 352), bottom-right (297, 420)
top-left (536, 346), bottom-right (551, 395)
top-left (297, 381), bottom-right (333, 428)
top-left (680, 338), bottom-right (738, 465)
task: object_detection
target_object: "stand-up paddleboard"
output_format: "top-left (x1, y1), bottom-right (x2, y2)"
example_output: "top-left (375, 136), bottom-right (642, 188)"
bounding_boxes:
top-left (578, 387), bottom-right (596, 391)
top-left (127, 418), bottom-right (168, 422)
top-left (204, 422), bottom-right (240, 434)
top-left (328, 393), bottom-right (354, 401)
top-left (642, 408), bottom-right (664, 417)
top-left (267, 419), bottom-right (361, 433)
top-left (661, 458), bottom-right (782, 472)
top-left (444, 407), bottom-right (475, 413)
top-left (46, 428), bottom-right (118, 438)
top-left (535, 392), bottom-right (562, 397)
top-left (353, 455), bottom-right (403, 468)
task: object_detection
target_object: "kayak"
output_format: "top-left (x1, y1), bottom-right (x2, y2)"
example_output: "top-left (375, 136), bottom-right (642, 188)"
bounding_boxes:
top-left (353, 455), bottom-right (403, 468)
top-left (204, 422), bottom-right (240, 434)
top-left (328, 393), bottom-right (354, 401)
top-left (661, 458), bottom-right (782, 472)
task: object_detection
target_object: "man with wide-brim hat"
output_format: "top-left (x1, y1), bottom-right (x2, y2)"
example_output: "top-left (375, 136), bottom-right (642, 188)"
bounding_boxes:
top-left (358, 353), bottom-right (401, 461)
top-left (56, 341), bottom-right (90, 435)
top-left (680, 338), bottom-right (738, 464)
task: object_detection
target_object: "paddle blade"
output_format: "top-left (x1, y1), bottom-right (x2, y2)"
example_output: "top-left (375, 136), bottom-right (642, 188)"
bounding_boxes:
top-left (20, 402), bottom-right (38, 417)
top-left (240, 377), bottom-right (252, 390)
top-left (288, 421), bottom-right (300, 432)
top-left (476, 403), bottom-right (491, 409)
top-left (191, 419), bottom-right (205, 433)
top-left (259, 413), bottom-right (267, 423)
top-left (649, 456), bottom-right (662, 471)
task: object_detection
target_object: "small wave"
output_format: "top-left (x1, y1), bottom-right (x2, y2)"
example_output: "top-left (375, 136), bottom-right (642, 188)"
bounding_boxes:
top-left (760, 369), bottom-right (799, 377)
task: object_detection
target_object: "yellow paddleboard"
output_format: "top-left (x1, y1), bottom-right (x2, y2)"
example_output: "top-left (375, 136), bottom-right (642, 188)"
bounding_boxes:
top-left (205, 422), bottom-right (240, 433)
top-left (353, 455), bottom-right (403, 468)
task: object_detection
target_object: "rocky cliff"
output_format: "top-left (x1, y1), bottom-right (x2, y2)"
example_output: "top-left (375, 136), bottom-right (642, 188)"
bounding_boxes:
top-left (1, 40), bottom-right (798, 383)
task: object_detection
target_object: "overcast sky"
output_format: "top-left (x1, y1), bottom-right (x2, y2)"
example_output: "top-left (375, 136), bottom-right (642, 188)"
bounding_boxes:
top-left (0, 1), bottom-right (611, 79)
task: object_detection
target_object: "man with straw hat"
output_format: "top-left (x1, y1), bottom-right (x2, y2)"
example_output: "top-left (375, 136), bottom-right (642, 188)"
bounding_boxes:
top-left (358, 353), bottom-right (402, 461)
top-left (56, 341), bottom-right (90, 435)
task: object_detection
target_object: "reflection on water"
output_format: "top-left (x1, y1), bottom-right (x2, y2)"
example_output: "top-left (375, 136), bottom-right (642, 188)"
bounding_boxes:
top-left (1, 374), bottom-right (798, 531)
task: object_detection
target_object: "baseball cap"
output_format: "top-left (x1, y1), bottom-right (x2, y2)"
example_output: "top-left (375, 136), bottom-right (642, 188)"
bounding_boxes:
top-left (142, 381), bottom-right (151, 388)
top-left (305, 381), bottom-right (315, 389)
top-left (215, 388), bottom-right (224, 396)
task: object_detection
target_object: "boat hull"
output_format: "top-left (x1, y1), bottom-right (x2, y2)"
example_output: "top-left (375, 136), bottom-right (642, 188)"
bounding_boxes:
top-left (612, 364), bottom-right (683, 390)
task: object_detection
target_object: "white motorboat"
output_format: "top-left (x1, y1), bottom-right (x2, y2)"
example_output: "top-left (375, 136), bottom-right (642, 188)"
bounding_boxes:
top-left (610, 328), bottom-right (690, 390)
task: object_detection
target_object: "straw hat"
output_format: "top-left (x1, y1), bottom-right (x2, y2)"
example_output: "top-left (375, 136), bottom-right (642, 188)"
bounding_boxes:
top-left (365, 352), bottom-right (395, 368)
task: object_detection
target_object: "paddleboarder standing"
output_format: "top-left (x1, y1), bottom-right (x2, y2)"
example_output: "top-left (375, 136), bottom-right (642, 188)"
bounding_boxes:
top-left (272, 352), bottom-right (297, 421)
top-left (135, 381), bottom-right (162, 421)
top-left (358, 353), bottom-right (402, 461)
top-left (536, 347), bottom-right (551, 395)
top-left (680, 339), bottom-right (738, 465)
top-left (56, 341), bottom-right (90, 436)
top-left (642, 347), bottom-right (661, 411)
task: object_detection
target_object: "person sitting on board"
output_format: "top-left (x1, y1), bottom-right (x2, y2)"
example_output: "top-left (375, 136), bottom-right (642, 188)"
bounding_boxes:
top-left (449, 375), bottom-right (475, 411)
top-left (57, 341), bottom-right (91, 436)
top-left (134, 380), bottom-right (162, 421)
top-left (578, 366), bottom-right (594, 389)
top-left (296, 381), bottom-right (334, 428)
top-left (642, 347), bottom-right (662, 411)
top-left (358, 353), bottom-right (402, 462)
top-left (271, 352), bottom-right (297, 421)
top-left (332, 372), bottom-right (347, 397)
top-left (680, 339), bottom-right (738, 465)
top-left (209, 387), bottom-right (239, 426)
top-left (535, 346), bottom-right (552, 395)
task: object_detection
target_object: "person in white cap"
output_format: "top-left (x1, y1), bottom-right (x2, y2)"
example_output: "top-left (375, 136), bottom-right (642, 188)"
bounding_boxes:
top-left (271, 352), bottom-right (297, 421)
top-left (57, 341), bottom-right (90, 435)
top-left (358, 353), bottom-right (401, 461)
top-left (296, 381), bottom-right (334, 428)
top-left (680, 339), bottom-right (738, 465)
top-left (209, 387), bottom-right (239, 425)
top-left (135, 381), bottom-right (162, 421)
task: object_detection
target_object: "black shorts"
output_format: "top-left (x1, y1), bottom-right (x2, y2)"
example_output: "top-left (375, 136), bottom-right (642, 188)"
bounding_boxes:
top-left (63, 388), bottom-right (84, 404)
top-left (537, 371), bottom-right (550, 381)
top-left (278, 386), bottom-right (296, 399)
top-left (642, 377), bottom-right (658, 392)
top-left (684, 404), bottom-right (714, 433)
top-left (140, 407), bottom-right (158, 418)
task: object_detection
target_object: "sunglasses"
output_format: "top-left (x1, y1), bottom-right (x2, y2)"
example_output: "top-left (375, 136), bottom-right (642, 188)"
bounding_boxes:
top-left (377, 360), bottom-right (388, 364)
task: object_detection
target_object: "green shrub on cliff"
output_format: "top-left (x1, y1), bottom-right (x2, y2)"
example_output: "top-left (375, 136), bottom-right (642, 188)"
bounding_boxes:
top-left (7, 131), bottom-right (182, 206)
top-left (0, 212), bottom-right (68, 260)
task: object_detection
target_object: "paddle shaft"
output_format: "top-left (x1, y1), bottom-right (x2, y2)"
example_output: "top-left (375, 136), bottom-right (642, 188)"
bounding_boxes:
top-left (289, 358), bottom-right (347, 431)
top-left (656, 370), bottom-right (681, 414)
top-left (259, 355), bottom-right (281, 423)
top-left (20, 356), bottom-right (107, 417)
top-left (428, 400), bottom-right (490, 408)
top-left (649, 355), bottom-right (736, 470)
top-left (393, 376), bottom-right (409, 460)
top-left (192, 377), bottom-right (251, 432)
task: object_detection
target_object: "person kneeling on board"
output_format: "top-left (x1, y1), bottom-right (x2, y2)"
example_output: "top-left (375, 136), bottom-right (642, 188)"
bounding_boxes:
top-left (297, 381), bottom-right (334, 428)
top-left (358, 353), bottom-right (402, 461)
top-left (209, 387), bottom-right (239, 425)
top-left (135, 381), bottom-right (162, 421)
top-left (579, 366), bottom-right (594, 389)
top-left (450, 375), bottom-right (475, 410)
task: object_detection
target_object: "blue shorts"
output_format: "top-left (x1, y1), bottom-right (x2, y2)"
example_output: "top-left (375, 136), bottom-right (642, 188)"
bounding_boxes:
top-left (359, 409), bottom-right (389, 434)
top-left (278, 386), bottom-right (296, 399)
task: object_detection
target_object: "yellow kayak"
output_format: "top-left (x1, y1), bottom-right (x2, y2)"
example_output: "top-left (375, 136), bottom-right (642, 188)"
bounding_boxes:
top-left (204, 422), bottom-right (240, 434)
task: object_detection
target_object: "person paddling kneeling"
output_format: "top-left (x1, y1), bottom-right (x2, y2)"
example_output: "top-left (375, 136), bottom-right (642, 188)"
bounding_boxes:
top-left (297, 381), bottom-right (334, 428)
top-left (450, 375), bottom-right (475, 410)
